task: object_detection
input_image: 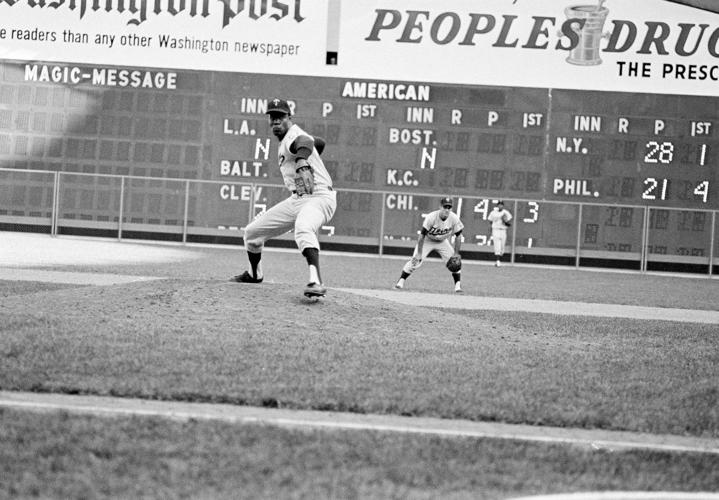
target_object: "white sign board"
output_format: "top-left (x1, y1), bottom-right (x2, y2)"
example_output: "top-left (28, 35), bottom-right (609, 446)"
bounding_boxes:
top-left (1, 0), bottom-right (718, 95)
top-left (337, 0), bottom-right (719, 96)
top-left (0, 0), bottom-right (330, 75)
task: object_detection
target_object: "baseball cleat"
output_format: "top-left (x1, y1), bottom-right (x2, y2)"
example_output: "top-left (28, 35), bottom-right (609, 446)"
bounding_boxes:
top-left (230, 271), bottom-right (263, 283)
top-left (394, 282), bottom-right (403, 289)
top-left (304, 282), bottom-right (327, 298)
top-left (455, 288), bottom-right (464, 293)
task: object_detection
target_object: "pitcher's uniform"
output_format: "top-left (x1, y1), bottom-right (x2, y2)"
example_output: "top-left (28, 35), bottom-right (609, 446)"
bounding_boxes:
top-left (402, 210), bottom-right (464, 274)
top-left (488, 206), bottom-right (512, 256)
top-left (243, 124), bottom-right (336, 254)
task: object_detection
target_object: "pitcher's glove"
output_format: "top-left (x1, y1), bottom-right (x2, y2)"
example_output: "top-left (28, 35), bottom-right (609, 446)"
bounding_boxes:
top-left (294, 159), bottom-right (315, 196)
top-left (446, 255), bottom-right (462, 272)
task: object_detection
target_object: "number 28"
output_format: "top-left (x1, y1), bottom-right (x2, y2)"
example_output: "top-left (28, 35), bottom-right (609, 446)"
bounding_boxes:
top-left (644, 141), bottom-right (674, 164)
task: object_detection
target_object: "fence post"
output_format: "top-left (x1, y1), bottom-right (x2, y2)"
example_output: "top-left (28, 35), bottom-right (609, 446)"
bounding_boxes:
top-left (378, 192), bottom-right (387, 256)
top-left (641, 206), bottom-right (650, 273)
top-left (248, 183), bottom-right (256, 225)
top-left (182, 180), bottom-right (190, 244)
top-left (709, 211), bottom-right (716, 278)
top-left (51, 171), bottom-right (60, 237)
top-left (575, 203), bottom-right (583, 269)
top-left (118, 176), bottom-right (125, 241)
top-left (510, 199), bottom-right (518, 264)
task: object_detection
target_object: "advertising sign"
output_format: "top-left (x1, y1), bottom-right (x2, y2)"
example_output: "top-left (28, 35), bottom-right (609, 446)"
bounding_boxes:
top-left (338, 0), bottom-right (719, 96)
top-left (1, 1), bottom-right (718, 96)
top-left (0, 0), bottom-right (330, 76)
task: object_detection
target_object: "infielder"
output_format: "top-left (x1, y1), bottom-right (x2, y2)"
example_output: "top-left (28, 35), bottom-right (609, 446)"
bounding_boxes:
top-left (487, 200), bottom-right (512, 266)
top-left (231, 98), bottom-right (336, 298)
top-left (394, 197), bottom-right (464, 293)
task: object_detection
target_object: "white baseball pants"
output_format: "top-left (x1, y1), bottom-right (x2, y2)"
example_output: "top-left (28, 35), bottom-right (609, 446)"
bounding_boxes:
top-left (402, 238), bottom-right (455, 274)
top-left (492, 228), bottom-right (507, 256)
top-left (243, 190), bottom-right (337, 253)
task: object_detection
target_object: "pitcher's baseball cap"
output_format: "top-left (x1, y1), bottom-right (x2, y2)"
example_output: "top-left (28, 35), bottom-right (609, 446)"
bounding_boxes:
top-left (266, 98), bottom-right (291, 115)
top-left (440, 197), bottom-right (453, 208)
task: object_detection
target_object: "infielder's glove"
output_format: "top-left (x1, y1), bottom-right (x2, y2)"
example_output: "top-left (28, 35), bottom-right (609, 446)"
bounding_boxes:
top-left (294, 159), bottom-right (315, 196)
top-left (446, 255), bottom-right (462, 272)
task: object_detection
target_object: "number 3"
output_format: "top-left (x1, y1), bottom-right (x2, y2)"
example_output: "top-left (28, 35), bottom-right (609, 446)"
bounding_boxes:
top-left (523, 202), bottom-right (539, 223)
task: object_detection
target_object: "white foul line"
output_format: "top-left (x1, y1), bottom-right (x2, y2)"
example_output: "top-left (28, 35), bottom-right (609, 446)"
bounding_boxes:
top-left (1, 392), bottom-right (718, 456)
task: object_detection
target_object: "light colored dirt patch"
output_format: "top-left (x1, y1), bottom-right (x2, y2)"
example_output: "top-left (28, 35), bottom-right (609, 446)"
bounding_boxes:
top-left (1, 391), bottom-right (718, 456)
top-left (1, 232), bottom-right (200, 267)
top-left (0, 267), bottom-right (161, 286)
top-left (336, 288), bottom-right (719, 324)
top-left (0, 268), bottom-right (162, 285)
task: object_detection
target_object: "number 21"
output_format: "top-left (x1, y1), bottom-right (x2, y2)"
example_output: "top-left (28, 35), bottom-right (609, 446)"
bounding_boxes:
top-left (642, 177), bottom-right (668, 200)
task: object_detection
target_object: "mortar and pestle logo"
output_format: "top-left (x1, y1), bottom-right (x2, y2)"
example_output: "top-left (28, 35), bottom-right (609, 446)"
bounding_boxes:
top-left (564, 0), bottom-right (610, 65)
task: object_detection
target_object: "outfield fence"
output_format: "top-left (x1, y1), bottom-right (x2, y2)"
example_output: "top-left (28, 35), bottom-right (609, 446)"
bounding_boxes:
top-left (1, 167), bottom-right (717, 276)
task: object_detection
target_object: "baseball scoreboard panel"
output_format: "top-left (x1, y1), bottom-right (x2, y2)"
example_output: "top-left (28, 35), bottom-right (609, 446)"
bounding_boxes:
top-left (547, 89), bottom-right (718, 209)
top-left (0, 61), bottom-right (717, 265)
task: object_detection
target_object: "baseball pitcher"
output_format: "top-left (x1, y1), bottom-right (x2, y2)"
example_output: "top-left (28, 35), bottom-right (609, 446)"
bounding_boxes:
top-left (231, 98), bottom-right (336, 298)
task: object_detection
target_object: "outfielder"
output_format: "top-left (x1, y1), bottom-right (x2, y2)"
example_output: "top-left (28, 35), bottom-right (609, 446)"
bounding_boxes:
top-left (487, 200), bottom-right (513, 266)
top-left (231, 98), bottom-right (336, 298)
top-left (394, 197), bottom-right (464, 293)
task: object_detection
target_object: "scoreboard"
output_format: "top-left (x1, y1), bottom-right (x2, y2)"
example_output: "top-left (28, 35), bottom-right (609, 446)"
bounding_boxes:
top-left (210, 72), bottom-right (717, 264)
top-left (1, 61), bottom-right (717, 267)
top-left (547, 89), bottom-right (717, 209)
top-left (211, 72), bottom-right (718, 209)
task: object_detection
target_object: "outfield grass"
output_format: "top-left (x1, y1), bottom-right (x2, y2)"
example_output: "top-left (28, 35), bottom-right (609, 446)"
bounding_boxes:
top-left (2, 243), bottom-right (718, 497)
top-left (2, 409), bottom-right (718, 500)
top-left (1, 261), bottom-right (717, 436)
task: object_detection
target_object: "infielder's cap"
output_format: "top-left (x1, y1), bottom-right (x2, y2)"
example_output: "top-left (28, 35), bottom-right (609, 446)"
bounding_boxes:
top-left (495, 199), bottom-right (504, 205)
top-left (266, 98), bottom-right (291, 115)
top-left (440, 196), bottom-right (453, 207)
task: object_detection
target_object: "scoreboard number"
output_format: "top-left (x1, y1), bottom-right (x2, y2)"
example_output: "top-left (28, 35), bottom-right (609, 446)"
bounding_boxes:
top-left (694, 181), bottom-right (709, 203)
top-left (473, 199), bottom-right (491, 220)
top-left (523, 202), bottom-right (539, 223)
top-left (698, 144), bottom-right (708, 166)
top-left (644, 141), bottom-right (674, 164)
top-left (642, 177), bottom-right (668, 200)
top-left (643, 178), bottom-right (710, 203)
top-left (645, 141), bottom-right (708, 166)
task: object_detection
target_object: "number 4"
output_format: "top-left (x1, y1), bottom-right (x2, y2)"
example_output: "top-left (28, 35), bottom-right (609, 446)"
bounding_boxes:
top-left (694, 180), bottom-right (709, 203)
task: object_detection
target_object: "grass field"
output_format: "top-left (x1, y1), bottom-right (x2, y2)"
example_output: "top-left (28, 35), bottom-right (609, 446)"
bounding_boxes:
top-left (3, 408), bottom-right (718, 500)
top-left (1, 239), bottom-right (718, 498)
